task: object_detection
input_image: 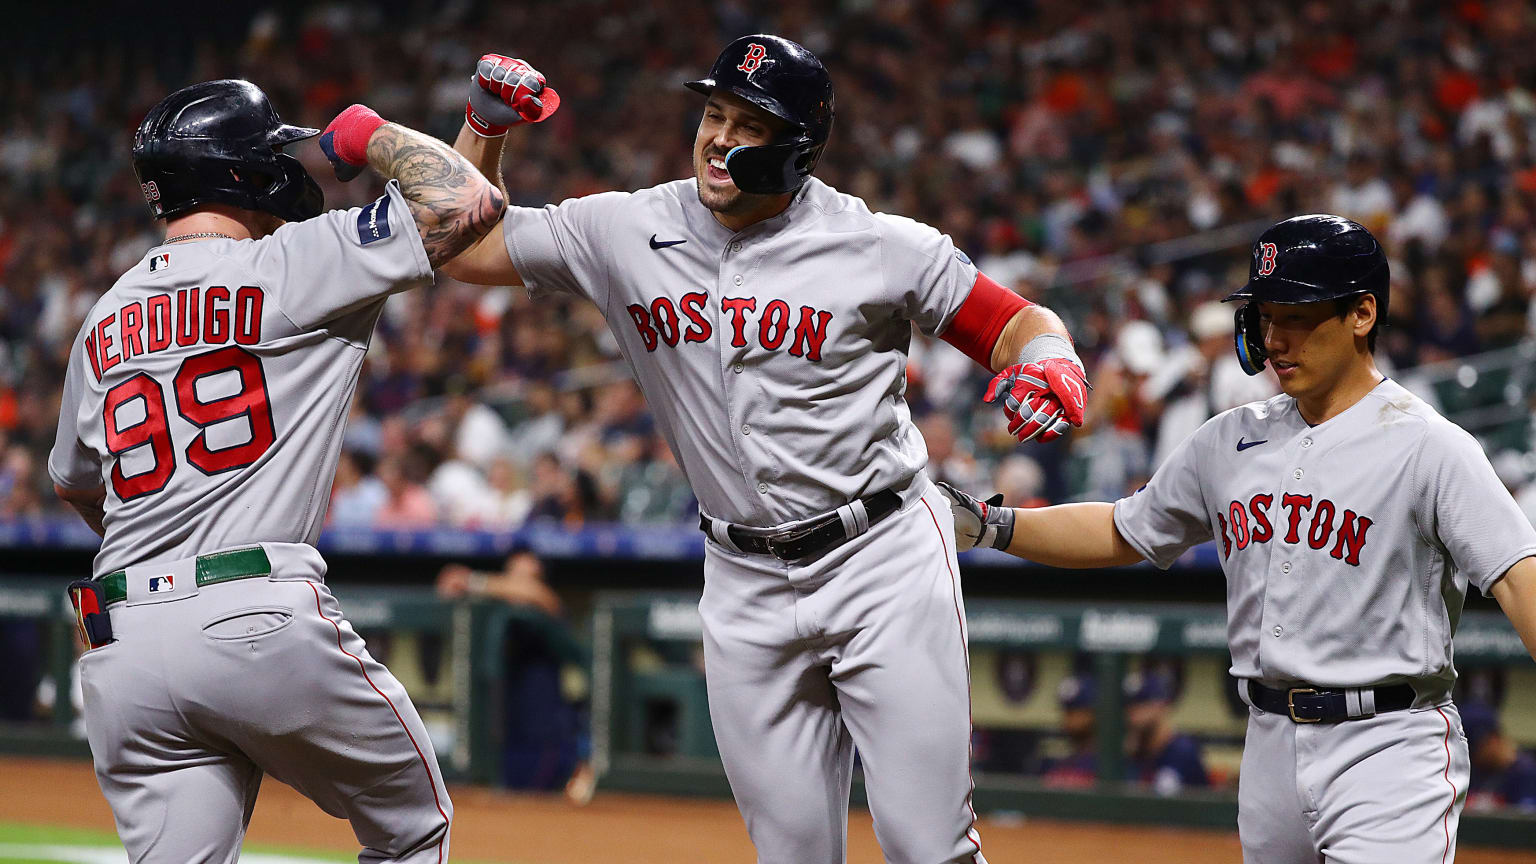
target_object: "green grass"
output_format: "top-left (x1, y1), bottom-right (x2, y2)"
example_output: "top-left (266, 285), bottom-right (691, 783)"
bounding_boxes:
top-left (0, 826), bottom-right (119, 845)
top-left (0, 823), bottom-right (510, 864)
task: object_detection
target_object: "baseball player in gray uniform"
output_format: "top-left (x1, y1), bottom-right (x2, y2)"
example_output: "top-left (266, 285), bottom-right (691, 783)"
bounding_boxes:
top-left (940, 215), bottom-right (1536, 863)
top-left (47, 77), bottom-right (521, 862)
top-left (443, 39), bottom-right (1090, 863)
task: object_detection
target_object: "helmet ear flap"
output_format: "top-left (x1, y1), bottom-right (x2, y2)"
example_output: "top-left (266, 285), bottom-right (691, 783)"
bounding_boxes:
top-left (1234, 302), bottom-right (1268, 376)
top-left (723, 134), bottom-right (817, 195)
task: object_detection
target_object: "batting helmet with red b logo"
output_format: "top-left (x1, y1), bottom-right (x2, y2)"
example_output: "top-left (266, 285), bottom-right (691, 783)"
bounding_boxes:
top-left (685, 34), bottom-right (835, 196)
top-left (1223, 214), bottom-right (1389, 375)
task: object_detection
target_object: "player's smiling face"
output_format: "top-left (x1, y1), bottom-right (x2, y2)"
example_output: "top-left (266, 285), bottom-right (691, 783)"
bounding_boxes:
top-left (694, 92), bottom-right (787, 215)
top-left (1257, 297), bottom-right (1375, 399)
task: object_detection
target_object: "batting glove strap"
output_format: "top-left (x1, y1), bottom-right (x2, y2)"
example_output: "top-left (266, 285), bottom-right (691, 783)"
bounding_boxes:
top-left (936, 481), bottom-right (1015, 552)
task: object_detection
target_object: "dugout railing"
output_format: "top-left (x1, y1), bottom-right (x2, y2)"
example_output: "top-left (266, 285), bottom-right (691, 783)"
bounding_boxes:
top-left (591, 592), bottom-right (1536, 848)
top-left (5, 574), bottom-right (1535, 846)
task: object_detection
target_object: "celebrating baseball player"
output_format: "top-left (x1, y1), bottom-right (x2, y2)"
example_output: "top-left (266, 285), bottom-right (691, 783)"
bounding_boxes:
top-left (48, 77), bottom-right (518, 862)
top-left (940, 215), bottom-right (1536, 863)
top-left (443, 37), bottom-right (1088, 864)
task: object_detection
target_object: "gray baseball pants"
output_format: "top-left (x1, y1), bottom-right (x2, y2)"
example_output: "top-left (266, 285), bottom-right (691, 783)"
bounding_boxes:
top-left (79, 544), bottom-right (451, 863)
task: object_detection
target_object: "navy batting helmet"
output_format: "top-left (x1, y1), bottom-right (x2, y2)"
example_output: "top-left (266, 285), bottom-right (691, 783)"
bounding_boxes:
top-left (1223, 214), bottom-right (1389, 375)
top-left (133, 80), bottom-right (323, 223)
top-left (686, 35), bottom-right (835, 195)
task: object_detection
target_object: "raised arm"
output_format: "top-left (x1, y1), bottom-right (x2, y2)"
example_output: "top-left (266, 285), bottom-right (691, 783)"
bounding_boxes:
top-left (936, 482), bottom-right (1143, 568)
top-left (317, 105), bottom-right (503, 269)
top-left (369, 124), bottom-right (506, 268)
top-left (1492, 557), bottom-right (1536, 663)
top-left (441, 54), bottom-right (561, 286)
top-left (439, 121), bottom-right (520, 285)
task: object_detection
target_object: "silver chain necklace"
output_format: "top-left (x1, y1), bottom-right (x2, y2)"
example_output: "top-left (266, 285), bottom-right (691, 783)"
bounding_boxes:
top-left (163, 232), bottom-right (236, 244)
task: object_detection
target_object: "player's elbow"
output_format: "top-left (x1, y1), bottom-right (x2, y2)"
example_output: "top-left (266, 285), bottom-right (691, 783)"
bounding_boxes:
top-left (420, 182), bottom-right (506, 271)
top-left (438, 216), bottom-right (523, 287)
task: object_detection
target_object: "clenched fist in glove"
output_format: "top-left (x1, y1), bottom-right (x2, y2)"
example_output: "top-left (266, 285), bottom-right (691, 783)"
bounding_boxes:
top-left (985, 356), bottom-right (1090, 444)
top-left (467, 54), bottom-right (561, 136)
top-left (936, 482), bottom-right (1015, 552)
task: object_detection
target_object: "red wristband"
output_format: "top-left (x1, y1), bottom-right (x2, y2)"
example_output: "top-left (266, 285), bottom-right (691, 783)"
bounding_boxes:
top-left (466, 103), bottom-right (509, 137)
top-left (326, 104), bottom-right (388, 166)
top-left (941, 272), bottom-right (1033, 367)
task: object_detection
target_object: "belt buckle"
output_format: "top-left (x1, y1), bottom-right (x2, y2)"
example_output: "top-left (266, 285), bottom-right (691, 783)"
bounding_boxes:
top-left (1287, 688), bottom-right (1320, 723)
top-left (764, 537), bottom-right (794, 560)
top-left (766, 521), bottom-right (827, 561)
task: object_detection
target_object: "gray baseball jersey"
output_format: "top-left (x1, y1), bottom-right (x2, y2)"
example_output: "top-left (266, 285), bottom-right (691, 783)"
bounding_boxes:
top-left (1113, 377), bottom-right (1534, 863)
top-left (503, 176), bottom-right (989, 863)
top-left (1114, 377), bottom-right (1536, 689)
top-left (48, 183), bottom-right (454, 863)
top-left (502, 176), bottom-right (977, 527)
top-left (49, 182), bottom-right (428, 576)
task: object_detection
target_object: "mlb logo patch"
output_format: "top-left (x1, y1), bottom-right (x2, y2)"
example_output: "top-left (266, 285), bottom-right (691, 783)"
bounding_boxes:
top-left (147, 575), bottom-right (174, 594)
top-left (148, 253), bottom-right (171, 272)
top-left (356, 194), bottom-right (393, 245)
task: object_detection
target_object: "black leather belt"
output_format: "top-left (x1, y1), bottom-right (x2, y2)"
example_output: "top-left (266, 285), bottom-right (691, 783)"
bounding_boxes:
top-left (1248, 680), bottom-right (1416, 724)
top-left (700, 488), bottom-right (903, 561)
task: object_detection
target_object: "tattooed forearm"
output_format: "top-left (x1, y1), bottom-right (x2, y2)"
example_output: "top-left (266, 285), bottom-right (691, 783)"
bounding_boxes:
top-left (366, 123), bottom-right (506, 268)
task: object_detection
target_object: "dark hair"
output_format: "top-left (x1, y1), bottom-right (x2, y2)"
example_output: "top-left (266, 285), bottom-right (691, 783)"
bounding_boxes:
top-left (1332, 294), bottom-right (1380, 352)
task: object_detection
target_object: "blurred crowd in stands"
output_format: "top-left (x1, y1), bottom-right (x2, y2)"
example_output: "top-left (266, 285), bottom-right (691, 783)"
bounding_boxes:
top-left (6, 0), bottom-right (1536, 530)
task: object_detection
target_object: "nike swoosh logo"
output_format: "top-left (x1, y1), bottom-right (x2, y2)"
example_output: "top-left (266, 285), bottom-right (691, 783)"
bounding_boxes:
top-left (649, 234), bottom-right (687, 250)
top-left (1236, 438), bottom-right (1268, 452)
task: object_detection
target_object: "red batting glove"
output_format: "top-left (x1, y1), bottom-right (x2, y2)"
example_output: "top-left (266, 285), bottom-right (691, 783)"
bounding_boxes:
top-left (466, 54), bottom-right (561, 136)
top-left (318, 104), bottom-right (387, 182)
top-left (984, 359), bottom-right (1090, 443)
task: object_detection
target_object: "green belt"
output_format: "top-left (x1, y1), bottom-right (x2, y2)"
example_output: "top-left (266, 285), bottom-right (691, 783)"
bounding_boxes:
top-left (98, 547), bottom-right (272, 606)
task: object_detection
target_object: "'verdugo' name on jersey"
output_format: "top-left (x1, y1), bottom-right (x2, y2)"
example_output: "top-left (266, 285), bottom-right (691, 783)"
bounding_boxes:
top-left (625, 294), bottom-right (834, 361)
top-left (83, 286), bottom-right (265, 382)
top-left (1216, 493), bottom-right (1373, 566)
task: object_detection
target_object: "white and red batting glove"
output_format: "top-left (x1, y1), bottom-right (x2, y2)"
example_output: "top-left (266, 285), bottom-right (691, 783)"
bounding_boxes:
top-left (466, 54), bottom-right (561, 136)
top-left (936, 482), bottom-right (1014, 552)
top-left (984, 357), bottom-right (1090, 444)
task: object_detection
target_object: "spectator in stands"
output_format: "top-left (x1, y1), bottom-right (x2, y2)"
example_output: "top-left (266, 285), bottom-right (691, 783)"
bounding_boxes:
top-left (1153, 301), bottom-right (1278, 468)
top-left (327, 450), bottom-right (386, 528)
top-left (372, 454), bottom-right (438, 528)
top-left (436, 543), bottom-right (593, 803)
top-left (1123, 667), bottom-right (1209, 797)
top-left (4, 1), bottom-right (1536, 531)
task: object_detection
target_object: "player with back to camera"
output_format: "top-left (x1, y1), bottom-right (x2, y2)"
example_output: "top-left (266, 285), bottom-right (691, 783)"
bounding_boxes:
top-left (441, 37), bottom-right (1091, 864)
top-left (47, 73), bottom-right (549, 861)
top-left (938, 214), bottom-right (1536, 862)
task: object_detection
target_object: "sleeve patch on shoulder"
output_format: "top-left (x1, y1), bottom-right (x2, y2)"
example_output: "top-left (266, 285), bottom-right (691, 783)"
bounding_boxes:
top-left (954, 248), bottom-right (972, 266)
top-left (357, 194), bottom-right (393, 245)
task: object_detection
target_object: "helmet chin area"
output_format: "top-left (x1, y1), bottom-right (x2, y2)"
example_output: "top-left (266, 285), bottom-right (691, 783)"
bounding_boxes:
top-left (724, 139), bottom-right (816, 195)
